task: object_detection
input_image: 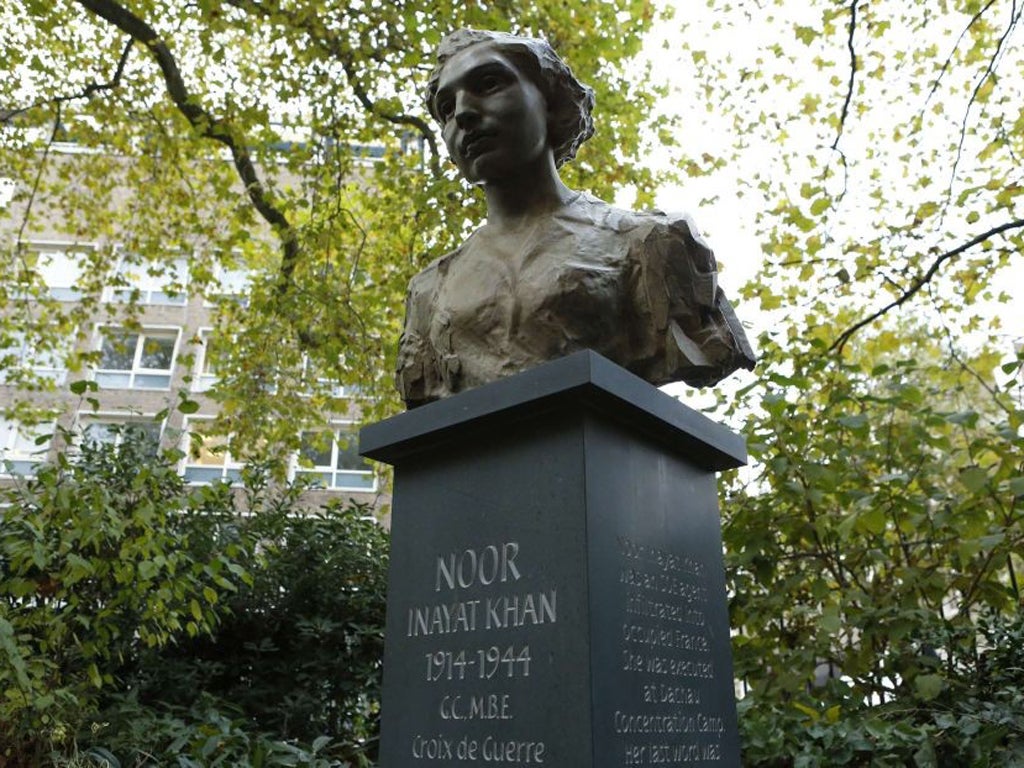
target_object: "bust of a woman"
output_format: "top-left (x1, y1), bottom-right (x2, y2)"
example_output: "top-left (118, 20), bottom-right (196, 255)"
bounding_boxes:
top-left (397, 29), bottom-right (755, 408)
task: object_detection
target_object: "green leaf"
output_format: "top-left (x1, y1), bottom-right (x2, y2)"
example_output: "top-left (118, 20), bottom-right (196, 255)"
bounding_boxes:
top-left (819, 605), bottom-right (842, 633)
top-left (1008, 477), bottom-right (1024, 497)
top-left (69, 379), bottom-right (97, 394)
top-left (914, 673), bottom-right (943, 700)
top-left (178, 398), bottom-right (201, 414)
top-left (959, 466), bottom-right (989, 493)
top-left (792, 701), bottom-right (819, 721)
top-left (88, 662), bottom-right (103, 689)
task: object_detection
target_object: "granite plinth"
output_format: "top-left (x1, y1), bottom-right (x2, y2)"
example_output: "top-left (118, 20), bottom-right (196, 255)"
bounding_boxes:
top-left (361, 351), bottom-right (744, 768)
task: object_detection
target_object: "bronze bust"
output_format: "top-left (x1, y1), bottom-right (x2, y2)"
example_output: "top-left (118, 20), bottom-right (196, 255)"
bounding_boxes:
top-left (397, 29), bottom-right (755, 408)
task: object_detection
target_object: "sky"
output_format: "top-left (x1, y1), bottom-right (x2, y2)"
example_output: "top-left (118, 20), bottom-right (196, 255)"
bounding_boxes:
top-left (630, 0), bottom-right (1023, 416)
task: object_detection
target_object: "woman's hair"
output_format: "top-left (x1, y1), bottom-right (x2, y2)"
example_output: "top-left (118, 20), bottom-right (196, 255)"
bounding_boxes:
top-left (425, 29), bottom-right (596, 167)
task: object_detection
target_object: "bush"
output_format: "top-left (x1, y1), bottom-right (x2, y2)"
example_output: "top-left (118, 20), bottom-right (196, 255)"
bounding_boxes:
top-left (116, 491), bottom-right (388, 766)
top-left (737, 610), bottom-right (1024, 767)
top-left (1, 426), bottom-right (389, 767)
top-left (0, 426), bottom-right (249, 765)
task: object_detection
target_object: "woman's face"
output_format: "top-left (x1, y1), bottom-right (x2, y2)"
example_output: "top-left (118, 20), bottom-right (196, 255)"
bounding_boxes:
top-left (433, 43), bottom-right (550, 186)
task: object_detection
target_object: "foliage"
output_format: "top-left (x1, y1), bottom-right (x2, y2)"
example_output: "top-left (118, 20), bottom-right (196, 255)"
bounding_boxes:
top-left (651, 1), bottom-right (1024, 763)
top-left (82, 694), bottom-right (345, 768)
top-left (116, 493), bottom-right (388, 766)
top-left (0, 427), bottom-right (390, 767)
top-left (0, 0), bottom-right (673, 452)
top-left (0, 425), bottom-right (250, 765)
top-left (673, 1), bottom-right (1023, 341)
top-left (736, 610), bottom-right (1024, 767)
top-left (717, 326), bottom-right (1024, 765)
top-left (5, 0), bottom-right (1024, 763)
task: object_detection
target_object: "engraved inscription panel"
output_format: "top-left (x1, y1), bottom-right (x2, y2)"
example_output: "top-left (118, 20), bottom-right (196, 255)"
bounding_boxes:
top-left (613, 536), bottom-right (724, 765)
top-left (402, 541), bottom-right (557, 764)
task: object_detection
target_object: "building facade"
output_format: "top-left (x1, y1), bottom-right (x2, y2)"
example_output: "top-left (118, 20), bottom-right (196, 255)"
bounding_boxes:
top-left (0, 236), bottom-right (380, 507)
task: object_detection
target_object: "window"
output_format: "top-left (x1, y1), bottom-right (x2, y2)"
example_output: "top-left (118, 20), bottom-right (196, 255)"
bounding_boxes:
top-left (7, 244), bottom-right (90, 301)
top-left (192, 329), bottom-right (220, 393)
top-left (0, 331), bottom-right (69, 384)
top-left (181, 421), bottom-right (243, 485)
top-left (300, 353), bottom-right (355, 399)
top-left (0, 418), bottom-right (52, 476)
top-left (107, 256), bottom-right (188, 305)
top-left (294, 427), bottom-right (375, 491)
top-left (95, 328), bottom-right (178, 390)
top-left (0, 177), bottom-right (13, 208)
top-left (79, 417), bottom-right (163, 459)
top-left (205, 265), bottom-right (251, 306)
top-left (32, 246), bottom-right (89, 301)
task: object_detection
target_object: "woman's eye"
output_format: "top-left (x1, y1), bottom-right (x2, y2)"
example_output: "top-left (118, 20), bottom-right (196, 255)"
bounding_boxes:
top-left (479, 75), bottom-right (503, 92)
top-left (438, 100), bottom-right (453, 119)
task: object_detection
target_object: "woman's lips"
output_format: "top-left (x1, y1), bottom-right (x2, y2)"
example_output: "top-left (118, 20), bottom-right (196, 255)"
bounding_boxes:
top-left (462, 131), bottom-right (497, 158)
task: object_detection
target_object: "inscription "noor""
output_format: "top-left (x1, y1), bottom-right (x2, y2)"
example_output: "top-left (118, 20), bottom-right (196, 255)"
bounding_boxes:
top-left (436, 542), bottom-right (522, 591)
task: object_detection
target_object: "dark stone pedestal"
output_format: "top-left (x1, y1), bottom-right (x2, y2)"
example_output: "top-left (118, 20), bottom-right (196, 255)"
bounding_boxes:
top-left (361, 351), bottom-right (745, 768)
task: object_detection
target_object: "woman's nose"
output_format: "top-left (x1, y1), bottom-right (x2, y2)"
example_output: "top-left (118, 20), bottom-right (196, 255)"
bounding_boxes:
top-left (454, 91), bottom-right (482, 128)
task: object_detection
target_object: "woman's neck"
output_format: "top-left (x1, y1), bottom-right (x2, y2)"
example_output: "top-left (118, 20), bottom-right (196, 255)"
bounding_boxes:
top-left (482, 155), bottom-right (577, 231)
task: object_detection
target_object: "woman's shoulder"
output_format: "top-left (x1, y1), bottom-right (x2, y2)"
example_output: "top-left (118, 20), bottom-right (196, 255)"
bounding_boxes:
top-left (407, 237), bottom-right (474, 295)
top-left (562, 193), bottom-right (702, 240)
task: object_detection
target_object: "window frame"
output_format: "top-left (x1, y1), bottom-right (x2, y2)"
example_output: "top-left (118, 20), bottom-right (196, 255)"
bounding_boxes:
top-left (203, 263), bottom-right (251, 307)
top-left (191, 328), bottom-right (219, 393)
top-left (93, 325), bottom-right (181, 391)
top-left (10, 241), bottom-right (94, 302)
top-left (292, 423), bottom-right (376, 492)
top-left (104, 251), bottom-right (189, 306)
top-left (179, 417), bottom-right (245, 486)
top-left (76, 412), bottom-right (166, 459)
top-left (0, 418), bottom-right (53, 477)
top-left (0, 329), bottom-right (71, 385)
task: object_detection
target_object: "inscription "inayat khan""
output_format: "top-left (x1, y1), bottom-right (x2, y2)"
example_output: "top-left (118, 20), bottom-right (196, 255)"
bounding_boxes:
top-left (407, 591), bottom-right (557, 637)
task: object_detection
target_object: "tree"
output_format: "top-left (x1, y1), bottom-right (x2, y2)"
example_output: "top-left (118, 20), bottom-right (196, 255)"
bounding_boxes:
top-left (719, 324), bottom-right (1023, 764)
top-left (122, 495), bottom-right (389, 766)
top-left (662, 1), bottom-right (1024, 763)
top-left (6, 0), bottom-right (1024, 762)
top-left (0, 0), bottom-right (673, 457)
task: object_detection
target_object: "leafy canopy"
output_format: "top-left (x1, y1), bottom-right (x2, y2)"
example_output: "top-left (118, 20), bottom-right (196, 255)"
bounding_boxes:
top-left (1, 0), bottom-right (673, 455)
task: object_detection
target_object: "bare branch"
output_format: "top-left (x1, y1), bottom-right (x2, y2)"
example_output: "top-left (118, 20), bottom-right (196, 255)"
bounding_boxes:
top-left (340, 58), bottom-right (442, 177)
top-left (74, 0), bottom-right (302, 296)
top-left (15, 105), bottom-right (63, 268)
top-left (946, 3), bottom-right (1024, 197)
top-left (919, 0), bottom-right (998, 115)
top-left (831, 0), bottom-right (858, 153)
top-left (223, 0), bottom-right (441, 176)
top-left (1, 38), bottom-right (133, 125)
top-left (829, 217), bottom-right (1024, 353)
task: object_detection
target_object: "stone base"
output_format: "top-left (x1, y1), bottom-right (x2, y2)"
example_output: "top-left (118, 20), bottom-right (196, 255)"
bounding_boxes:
top-left (361, 351), bottom-right (744, 767)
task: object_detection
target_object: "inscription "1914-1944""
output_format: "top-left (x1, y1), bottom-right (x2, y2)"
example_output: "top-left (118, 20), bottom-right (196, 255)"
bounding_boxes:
top-left (405, 541), bottom-right (555, 764)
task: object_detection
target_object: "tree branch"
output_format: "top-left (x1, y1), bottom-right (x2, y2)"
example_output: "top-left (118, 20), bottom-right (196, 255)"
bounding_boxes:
top-left (829, 217), bottom-right (1024, 353)
top-left (74, 0), bottom-right (302, 297)
top-left (223, 0), bottom-right (441, 176)
top-left (1, 38), bottom-right (133, 125)
top-left (919, 0), bottom-right (998, 116)
top-left (831, 0), bottom-right (858, 154)
top-left (946, 2), bottom-right (1023, 198)
top-left (14, 105), bottom-right (64, 308)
